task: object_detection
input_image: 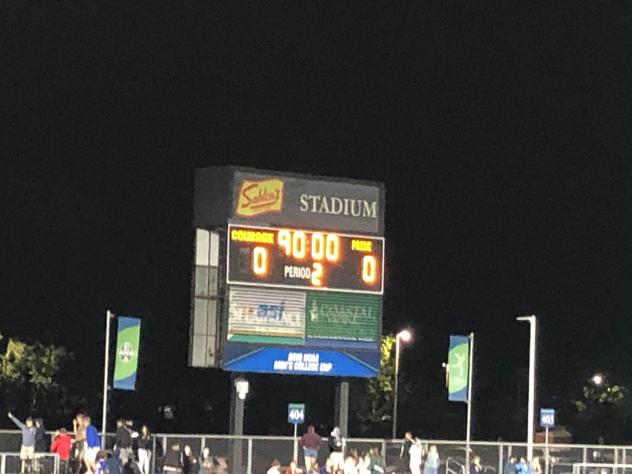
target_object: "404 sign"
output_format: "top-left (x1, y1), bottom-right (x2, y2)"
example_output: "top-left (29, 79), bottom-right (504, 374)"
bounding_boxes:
top-left (288, 403), bottom-right (305, 425)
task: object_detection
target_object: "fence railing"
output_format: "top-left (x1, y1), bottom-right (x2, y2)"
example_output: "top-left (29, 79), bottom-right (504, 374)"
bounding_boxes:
top-left (0, 453), bottom-right (60, 474)
top-left (1, 430), bottom-right (630, 474)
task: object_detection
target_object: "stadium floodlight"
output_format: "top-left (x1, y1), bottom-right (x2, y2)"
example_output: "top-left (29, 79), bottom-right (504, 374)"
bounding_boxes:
top-left (392, 329), bottom-right (413, 439)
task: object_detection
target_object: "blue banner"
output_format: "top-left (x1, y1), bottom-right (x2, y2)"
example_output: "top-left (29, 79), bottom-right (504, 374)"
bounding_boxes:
top-left (448, 335), bottom-right (469, 402)
top-left (113, 316), bottom-right (141, 390)
top-left (223, 346), bottom-right (379, 377)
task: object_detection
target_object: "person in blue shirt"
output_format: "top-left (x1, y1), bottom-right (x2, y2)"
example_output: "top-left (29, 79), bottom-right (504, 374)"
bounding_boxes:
top-left (8, 412), bottom-right (37, 474)
top-left (83, 416), bottom-right (101, 473)
top-left (516, 457), bottom-right (530, 474)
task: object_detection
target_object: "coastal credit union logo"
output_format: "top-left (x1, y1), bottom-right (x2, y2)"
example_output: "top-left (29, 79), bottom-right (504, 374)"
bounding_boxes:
top-left (236, 178), bottom-right (284, 217)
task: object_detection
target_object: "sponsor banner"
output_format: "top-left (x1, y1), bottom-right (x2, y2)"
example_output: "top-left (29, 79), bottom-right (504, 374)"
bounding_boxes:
top-left (232, 171), bottom-right (383, 234)
top-left (223, 345), bottom-right (379, 377)
top-left (448, 335), bottom-right (469, 402)
top-left (228, 287), bottom-right (306, 345)
top-left (113, 316), bottom-right (141, 391)
top-left (305, 291), bottom-right (381, 344)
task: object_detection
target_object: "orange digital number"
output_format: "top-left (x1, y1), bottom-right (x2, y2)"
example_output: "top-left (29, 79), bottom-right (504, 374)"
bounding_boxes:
top-left (252, 246), bottom-right (268, 275)
top-left (311, 233), bottom-right (325, 260)
top-left (278, 230), bottom-right (291, 256)
top-left (292, 231), bottom-right (306, 259)
top-left (362, 255), bottom-right (378, 284)
top-left (325, 234), bottom-right (340, 262)
top-left (311, 262), bottom-right (324, 286)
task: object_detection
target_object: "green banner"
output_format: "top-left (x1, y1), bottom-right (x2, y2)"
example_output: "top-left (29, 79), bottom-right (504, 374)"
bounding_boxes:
top-left (113, 316), bottom-right (141, 390)
top-left (448, 335), bottom-right (469, 402)
top-left (305, 291), bottom-right (381, 343)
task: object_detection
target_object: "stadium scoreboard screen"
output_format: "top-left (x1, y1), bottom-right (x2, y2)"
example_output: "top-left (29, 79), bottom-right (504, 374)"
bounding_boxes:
top-left (227, 224), bottom-right (384, 293)
top-left (190, 166), bottom-right (385, 378)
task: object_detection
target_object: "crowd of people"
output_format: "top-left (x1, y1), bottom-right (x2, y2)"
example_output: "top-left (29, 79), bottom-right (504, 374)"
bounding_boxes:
top-left (264, 425), bottom-right (385, 474)
top-left (6, 414), bottom-right (545, 474)
top-left (7, 412), bottom-right (153, 474)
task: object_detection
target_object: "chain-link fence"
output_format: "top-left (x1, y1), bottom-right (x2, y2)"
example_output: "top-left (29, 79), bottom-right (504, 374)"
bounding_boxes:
top-left (2, 430), bottom-right (631, 474)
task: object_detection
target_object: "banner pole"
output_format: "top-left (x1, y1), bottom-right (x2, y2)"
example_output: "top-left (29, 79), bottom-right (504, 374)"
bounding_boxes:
top-left (465, 332), bottom-right (475, 474)
top-left (101, 310), bottom-right (113, 449)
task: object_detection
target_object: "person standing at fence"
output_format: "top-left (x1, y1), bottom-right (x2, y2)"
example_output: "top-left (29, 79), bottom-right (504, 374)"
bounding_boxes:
top-left (328, 427), bottom-right (344, 472)
top-left (84, 416), bottom-right (101, 474)
top-left (424, 445), bottom-right (439, 474)
top-left (470, 455), bottom-right (482, 474)
top-left (115, 419), bottom-right (133, 467)
top-left (516, 458), bottom-right (529, 474)
top-left (400, 432), bottom-right (414, 473)
top-left (503, 456), bottom-right (517, 474)
top-left (51, 428), bottom-right (73, 474)
top-left (409, 438), bottom-right (423, 474)
top-left (8, 412), bottom-right (37, 474)
top-left (163, 444), bottom-right (183, 474)
top-left (300, 425), bottom-right (321, 471)
top-left (72, 414), bottom-right (86, 474)
top-left (367, 447), bottom-right (385, 474)
top-left (137, 425), bottom-right (152, 474)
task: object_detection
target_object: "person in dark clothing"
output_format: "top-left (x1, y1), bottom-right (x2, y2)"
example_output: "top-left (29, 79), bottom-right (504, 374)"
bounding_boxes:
top-left (34, 419), bottom-right (47, 452)
top-left (137, 425), bottom-right (152, 474)
top-left (400, 432), bottom-right (414, 473)
top-left (503, 456), bottom-right (517, 474)
top-left (163, 444), bottom-right (182, 474)
top-left (182, 446), bottom-right (199, 474)
top-left (115, 419), bottom-right (133, 467)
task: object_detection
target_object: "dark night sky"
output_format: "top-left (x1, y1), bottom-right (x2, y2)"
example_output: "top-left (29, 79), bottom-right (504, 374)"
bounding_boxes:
top-left (2, 2), bottom-right (632, 440)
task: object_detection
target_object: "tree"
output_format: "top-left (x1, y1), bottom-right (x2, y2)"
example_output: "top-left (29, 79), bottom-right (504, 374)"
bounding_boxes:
top-left (568, 376), bottom-right (632, 443)
top-left (350, 334), bottom-right (402, 436)
top-left (0, 333), bottom-right (75, 421)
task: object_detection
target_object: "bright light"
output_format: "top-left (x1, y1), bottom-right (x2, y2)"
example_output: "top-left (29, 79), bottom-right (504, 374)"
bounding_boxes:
top-left (235, 377), bottom-right (249, 400)
top-left (592, 373), bottom-right (604, 386)
top-left (397, 329), bottom-right (412, 343)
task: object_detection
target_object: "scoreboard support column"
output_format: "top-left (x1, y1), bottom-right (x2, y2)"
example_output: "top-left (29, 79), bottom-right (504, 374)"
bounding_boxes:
top-left (335, 380), bottom-right (349, 438)
top-left (229, 375), bottom-right (247, 474)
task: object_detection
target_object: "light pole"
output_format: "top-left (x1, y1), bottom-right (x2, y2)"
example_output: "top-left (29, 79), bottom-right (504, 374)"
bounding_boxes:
top-left (516, 315), bottom-right (537, 461)
top-left (392, 329), bottom-right (412, 440)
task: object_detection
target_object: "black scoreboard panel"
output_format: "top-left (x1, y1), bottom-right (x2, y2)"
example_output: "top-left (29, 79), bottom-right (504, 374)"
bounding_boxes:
top-left (227, 224), bottom-right (384, 294)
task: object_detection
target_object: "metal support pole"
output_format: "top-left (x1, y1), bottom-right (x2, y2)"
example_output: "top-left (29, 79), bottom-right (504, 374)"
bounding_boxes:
top-left (517, 315), bottom-right (537, 461)
top-left (465, 332), bottom-right (475, 472)
top-left (335, 381), bottom-right (349, 438)
top-left (247, 438), bottom-right (253, 474)
top-left (101, 310), bottom-right (113, 449)
top-left (545, 428), bottom-right (550, 474)
top-left (151, 435), bottom-right (157, 474)
top-left (392, 338), bottom-right (401, 440)
top-left (498, 443), bottom-right (503, 474)
top-left (293, 424), bottom-right (298, 463)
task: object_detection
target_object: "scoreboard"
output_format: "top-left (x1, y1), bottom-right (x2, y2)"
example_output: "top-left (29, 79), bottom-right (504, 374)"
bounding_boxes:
top-left (190, 167), bottom-right (385, 378)
top-left (227, 224), bottom-right (384, 293)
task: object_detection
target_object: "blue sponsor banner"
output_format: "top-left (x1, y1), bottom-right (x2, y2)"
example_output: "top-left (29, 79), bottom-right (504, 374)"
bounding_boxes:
top-left (448, 335), bottom-right (469, 402)
top-left (223, 345), bottom-right (379, 377)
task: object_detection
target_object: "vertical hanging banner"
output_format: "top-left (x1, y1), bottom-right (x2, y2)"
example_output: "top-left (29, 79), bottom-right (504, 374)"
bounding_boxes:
top-left (113, 316), bottom-right (141, 390)
top-left (448, 335), bottom-right (470, 402)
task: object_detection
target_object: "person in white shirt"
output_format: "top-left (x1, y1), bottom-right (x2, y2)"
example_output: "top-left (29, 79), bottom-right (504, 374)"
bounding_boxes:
top-left (267, 459), bottom-right (282, 474)
top-left (409, 438), bottom-right (424, 474)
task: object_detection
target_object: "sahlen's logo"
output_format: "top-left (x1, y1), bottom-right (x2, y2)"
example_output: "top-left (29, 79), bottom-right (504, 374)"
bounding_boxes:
top-left (119, 342), bottom-right (135, 363)
top-left (236, 178), bottom-right (284, 217)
